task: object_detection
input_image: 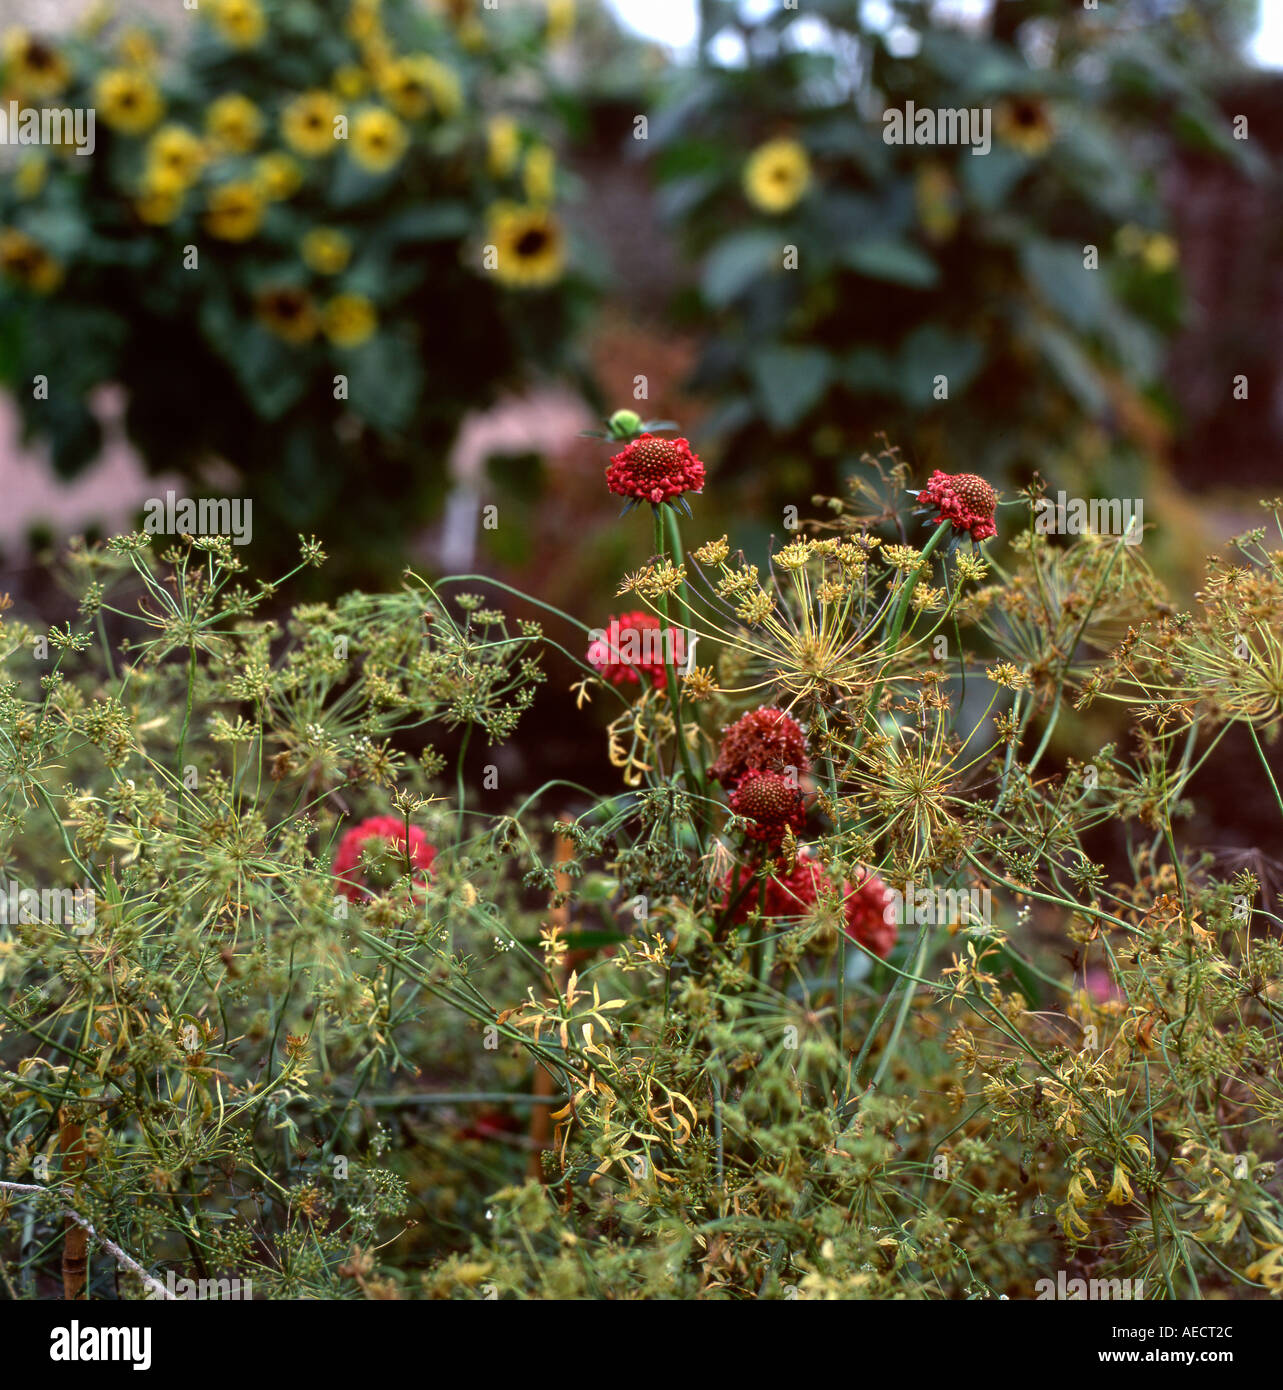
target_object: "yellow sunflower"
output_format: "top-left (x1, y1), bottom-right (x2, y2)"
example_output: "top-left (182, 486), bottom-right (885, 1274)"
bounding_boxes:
top-left (350, 106), bottom-right (408, 173)
top-left (431, 0), bottom-right (485, 36)
top-left (486, 116), bottom-right (520, 178)
top-left (377, 53), bottom-right (461, 120)
top-left (994, 97), bottom-right (1054, 156)
top-left (255, 152), bottom-right (304, 200)
top-left (14, 155), bottom-right (47, 200)
top-left (0, 228), bottom-right (62, 293)
top-left (281, 90), bottom-right (342, 158)
top-left (116, 27), bottom-right (158, 68)
top-left (301, 228), bottom-right (352, 275)
top-left (523, 144), bottom-right (555, 204)
top-left (457, 20), bottom-right (486, 53)
top-left (345, 0), bottom-right (383, 44)
top-left (135, 184), bottom-right (183, 226)
top-left (323, 293), bottom-right (377, 347)
top-left (1141, 233), bottom-right (1178, 274)
top-left (485, 202), bottom-right (565, 289)
top-left (332, 64), bottom-right (368, 100)
top-left (1117, 225), bottom-right (1178, 274)
top-left (256, 287), bottom-right (320, 344)
top-left (546, 0), bottom-right (575, 45)
top-left (205, 93), bottom-right (263, 155)
top-left (209, 0), bottom-right (267, 49)
top-left (146, 125), bottom-right (206, 190)
top-left (94, 68), bottom-right (164, 135)
top-left (205, 180), bottom-right (266, 241)
top-left (743, 138), bottom-right (811, 215)
top-left (360, 34), bottom-right (395, 81)
top-left (914, 162), bottom-right (959, 243)
top-left (3, 29), bottom-right (69, 98)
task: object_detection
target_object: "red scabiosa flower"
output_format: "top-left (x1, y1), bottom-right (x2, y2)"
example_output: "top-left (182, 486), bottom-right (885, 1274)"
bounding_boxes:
top-left (456, 1107), bottom-right (525, 1142)
top-left (333, 815), bottom-right (437, 902)
top-left (728, 768), bottom-right (806, 847)
top-left (718, 852), bottom-right (896, 958)
top-left (587, 611), bottom-right (685, 687)
top-left (914, 470), bottom-right (998, 543)
top-left (842, 868), bottom-right (897, 958)
top-left (720, 851), bottom-right (826, 925)
top-left (710, 705), bottom-right (809, 790)
top-left (605, 433), bottom-right (705, 512)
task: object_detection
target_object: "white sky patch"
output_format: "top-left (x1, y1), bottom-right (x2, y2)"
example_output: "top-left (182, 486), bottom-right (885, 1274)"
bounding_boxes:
top-left (605, 0), bottom-right (698, 54)
top-left (604, 0), bottom-right (1277, 69)
top-left (1252, 0), bottom-right (1283, 68)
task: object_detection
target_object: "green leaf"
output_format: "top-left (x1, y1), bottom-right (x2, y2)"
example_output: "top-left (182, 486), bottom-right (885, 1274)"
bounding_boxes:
top-left (1033, 322), bottom-right (1106, 415)
top-left (328, 155), bottom-right (394, 209)
top-left (218, 323), bottom-right (311, 421)
top-left (896, 326), bottom-right (984, 407)
top-left (842, 238), bottom-right (939, 289)
top-left (343, 330), bottom-right (422, 434)
top-left (18, 205), bottom-right (88, 259)
top-left (749, 346), bottom-right (831, 430)
top-left (1022, 238), bottom-right (1111, 334)
top-left (1100, 304), bottom-right (1162, 384)
top-left (840, 347), bottom-right (899, 397)
top-left (702, 230), bottom-right (783, 308)
top-left (962, 146), bottom-right (1028, 212)
top-left (993, 942), bottom-right (1041, 1008)
top-left (376, 204), bottom-right (473, 243)
top-left (918, 31), bottom-right (1029, 94)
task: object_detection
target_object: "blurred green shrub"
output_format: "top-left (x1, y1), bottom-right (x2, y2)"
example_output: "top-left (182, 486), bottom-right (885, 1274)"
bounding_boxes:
top-left (651, 0), bottom-right (1253, 493)
top-left (0, 0), bottom-right (594, 580)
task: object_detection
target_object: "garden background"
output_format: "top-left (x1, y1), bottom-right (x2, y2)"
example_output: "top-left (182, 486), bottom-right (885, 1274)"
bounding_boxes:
top-left (1, 0), bottom-right (1282, 1303)
top-left (1, 0), bottom-right (1280, 814)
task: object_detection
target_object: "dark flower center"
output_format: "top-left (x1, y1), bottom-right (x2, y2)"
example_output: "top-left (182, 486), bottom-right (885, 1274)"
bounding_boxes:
top-left (515, 228), bottom-right (548, 258)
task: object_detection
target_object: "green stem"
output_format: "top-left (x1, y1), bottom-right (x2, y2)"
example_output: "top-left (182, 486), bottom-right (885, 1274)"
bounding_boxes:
top-left (1247, 722), bottom-right (1283, 825)
top-left (653, 507), bottom-right (703, 845)
top-left (176, 644), bottom-right (197, 813)
top-left (871, 926), bottom-right (932, 1089)
top-left (863, 521), bottom-right (951, 736)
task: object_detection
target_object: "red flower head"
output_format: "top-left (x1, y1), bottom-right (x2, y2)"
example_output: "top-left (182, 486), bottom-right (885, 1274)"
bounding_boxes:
top-left (842, 868), bottom-right (898, 958)
top-left (718, 852), bottom-right (897, 958)
top-left (456, 1107), bottom-right (524, 1142)
top-left (710, 705), bottom-right (809, 790)
top-left (915, 470), bottom-right (998, 543)
top-left (606, 433), bottom-right (705, 508)
top-left (332, 815), bottom-right (437, 902)
top-left (720, 851), bottom-right (827, 925)
top-left (728, 768), bottom-right (805, 847)
top-left (587, 611), bottom-right (685, 687)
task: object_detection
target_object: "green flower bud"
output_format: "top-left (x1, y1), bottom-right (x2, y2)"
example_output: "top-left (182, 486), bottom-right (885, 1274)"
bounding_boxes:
top-left (607, 409), bottom-right (643, 439)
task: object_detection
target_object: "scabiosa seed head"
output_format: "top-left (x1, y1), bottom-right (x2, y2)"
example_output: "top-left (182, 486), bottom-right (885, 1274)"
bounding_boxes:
top-left (728, 768), bottom-right (805, 846)
top-left (332, 815), bottom-right (436, 902)
top-left (915, 470), bottom-right (998, 543)
top-left (606, 433), bottom-right (705, 508)
top-left (710, 705), bottom-right (810, 789)
top-left (587, 611), bottom-right (685, 687)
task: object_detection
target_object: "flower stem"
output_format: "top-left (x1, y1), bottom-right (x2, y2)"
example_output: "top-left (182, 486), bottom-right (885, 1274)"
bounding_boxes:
top-left (1247, 722), bottom-right (1283, 826)
top-left (654, 507), bottom-right (703, 846)
top-left (863, 520), bottom-right (950, 736)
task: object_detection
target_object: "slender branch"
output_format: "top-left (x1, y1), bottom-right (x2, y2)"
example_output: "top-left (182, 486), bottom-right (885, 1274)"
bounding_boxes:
top-left (0, 1181), bottom-right (176, 1300)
